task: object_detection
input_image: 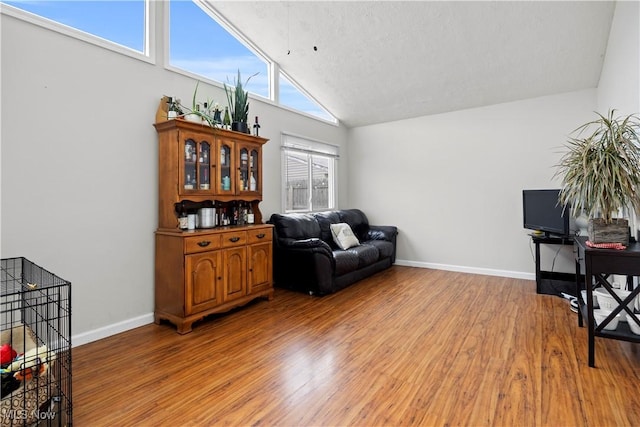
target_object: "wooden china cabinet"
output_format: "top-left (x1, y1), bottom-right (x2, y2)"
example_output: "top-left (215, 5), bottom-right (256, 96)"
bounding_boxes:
top-left (153, 119), bottom-right (273, 334)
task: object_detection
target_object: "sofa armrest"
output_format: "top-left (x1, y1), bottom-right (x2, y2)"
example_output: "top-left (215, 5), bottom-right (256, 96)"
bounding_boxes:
top-left (275, 237), bottom-right (335, 268)
top-left (366, 225), bottom-right (398, 242)
top-left (273, 237), bottom-right (336, 294)
top-left (279, 237), bottom-right (331, 252)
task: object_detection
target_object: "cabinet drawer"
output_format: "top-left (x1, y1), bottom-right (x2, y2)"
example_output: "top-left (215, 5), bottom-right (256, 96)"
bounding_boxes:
top-left (184, 235), bottom-right (221, 254)
top-left (248, 228), bottom-right (272, 244)
top-left (221, 231), bottom-right (248, 247)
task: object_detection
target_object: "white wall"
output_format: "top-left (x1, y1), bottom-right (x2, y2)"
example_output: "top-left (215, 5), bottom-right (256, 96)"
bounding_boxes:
top-left (597, 1), bottom-right (640, 114)
top-left (348, 90), bottom-right (597, 278)
top-left (0, 7), bottom-right (347, 343)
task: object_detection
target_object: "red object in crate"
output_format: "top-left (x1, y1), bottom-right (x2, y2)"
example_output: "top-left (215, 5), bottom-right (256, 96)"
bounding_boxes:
top-left (0, 343), bottom-right (17, 364)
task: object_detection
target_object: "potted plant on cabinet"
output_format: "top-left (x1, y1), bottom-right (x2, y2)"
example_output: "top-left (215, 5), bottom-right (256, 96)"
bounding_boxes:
top-left (555, 109), bottom-right (640, 244)
top-left (224, 69), bottom-right (258, 133)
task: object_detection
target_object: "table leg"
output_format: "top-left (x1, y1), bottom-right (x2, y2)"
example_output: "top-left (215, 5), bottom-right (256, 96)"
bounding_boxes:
top-left (585, 263), bottom-right (596, 367)
top-left (535, 240), bottom-right (542, 293)
top-left (575, 257), bottom-right (583, 327)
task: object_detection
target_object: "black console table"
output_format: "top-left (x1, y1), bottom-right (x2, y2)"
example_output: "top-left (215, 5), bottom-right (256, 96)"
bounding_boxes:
top-left (530, 234), bottom-right (574, 295)
top-left (573, 236), bottom-right (640, 367)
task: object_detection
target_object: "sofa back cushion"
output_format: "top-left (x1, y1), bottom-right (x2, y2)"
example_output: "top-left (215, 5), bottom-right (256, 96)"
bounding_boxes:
top-left (313, 211), bottom-right (342, 247)
top-left (269, 213), bottom-right (321, 240)
top-left (338, 209), bottom-right (370, 241)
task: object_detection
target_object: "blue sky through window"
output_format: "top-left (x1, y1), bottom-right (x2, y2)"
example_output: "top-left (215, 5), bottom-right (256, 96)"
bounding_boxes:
top-left (3, 0), bottom-right (145, 52)
top-left (169, 0), bottom-right (269, 99)
top-left (280, 73), bottom-right (333, 122)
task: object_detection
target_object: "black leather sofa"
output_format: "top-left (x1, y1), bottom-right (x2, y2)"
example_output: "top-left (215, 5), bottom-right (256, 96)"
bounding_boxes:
top-left (268, 209), bottom-right (398, 295)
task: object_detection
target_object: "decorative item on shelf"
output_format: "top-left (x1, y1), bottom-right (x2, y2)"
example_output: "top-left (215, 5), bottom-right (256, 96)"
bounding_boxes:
top-left (253, 116), bottom-right (261, 136)
top-left (555, 109), bottom-right (640, 245)
top-left (224, 69), bottom-right (259, 134)
top-left (247, 205), bottom-right (255, 224)
top-left (223, 107), bottom-right (231, 130)
top-left (213, 103), bottom-right (223, 127)
top-left (166, 96), bottom-right (181, 119)
top-left (575, 212), bottom-right (589, 237)
top-left (156, 95), bottom-right (170, 123)
top-left (156, 95), bottom-right (184, 123)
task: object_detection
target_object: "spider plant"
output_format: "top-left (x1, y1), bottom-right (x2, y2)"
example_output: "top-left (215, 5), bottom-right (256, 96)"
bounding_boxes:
top-left (179, 81), bottom-right (211, 125)
top-left (555, 109), bottom-right (640, 223)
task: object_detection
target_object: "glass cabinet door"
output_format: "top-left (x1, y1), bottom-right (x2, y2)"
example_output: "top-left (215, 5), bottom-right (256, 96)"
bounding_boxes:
top-left (218, 140), bottom-right (234, 194)
top-left (180, 136), bottom-right (213, 194)
top-left (237, 143), bottom-right (260, 194)
top-left (249, 148), bottom-right (259, 192)
top-left (183, 139), bottom-right (197, 191)
top-left (198, 142), bottom-right (211, 190)
top-left (238, 147), bottom-right (249, 192)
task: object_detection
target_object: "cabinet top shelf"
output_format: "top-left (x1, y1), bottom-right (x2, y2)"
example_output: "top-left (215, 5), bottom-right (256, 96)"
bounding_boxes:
top-left (156, 223), bottom-right (273, 237)
top-left (154, 119), bottom-right (269, 145)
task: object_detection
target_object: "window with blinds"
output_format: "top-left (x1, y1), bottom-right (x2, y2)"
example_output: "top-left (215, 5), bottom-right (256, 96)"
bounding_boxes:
top-left (281, 133), bottom-right (339, 213)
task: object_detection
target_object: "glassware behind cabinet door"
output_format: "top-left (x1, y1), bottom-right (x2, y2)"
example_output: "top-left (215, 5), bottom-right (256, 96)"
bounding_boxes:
top-left (199, 142), bottom-right (210, 190)
top-left (184, 140), bottom-right (197, 190)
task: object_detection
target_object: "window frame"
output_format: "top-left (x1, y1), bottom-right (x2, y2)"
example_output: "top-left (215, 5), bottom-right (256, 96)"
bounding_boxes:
top-left (281, 132), bottom-right (339, 213)
top-left (0, 1), bottom-right (155, 64)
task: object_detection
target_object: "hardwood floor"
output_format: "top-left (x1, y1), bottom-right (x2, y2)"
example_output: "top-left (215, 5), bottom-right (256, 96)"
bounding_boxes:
top-left (72, 266), bottom-right (640, 426)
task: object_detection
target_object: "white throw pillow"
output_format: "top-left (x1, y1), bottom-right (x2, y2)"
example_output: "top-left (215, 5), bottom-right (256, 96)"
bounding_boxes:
top-left (330, 223), bottom-right (360, 250)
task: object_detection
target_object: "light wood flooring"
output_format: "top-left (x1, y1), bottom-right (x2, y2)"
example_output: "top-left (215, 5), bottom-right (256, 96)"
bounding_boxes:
top-left (73, 266), bottom-right (640, 426)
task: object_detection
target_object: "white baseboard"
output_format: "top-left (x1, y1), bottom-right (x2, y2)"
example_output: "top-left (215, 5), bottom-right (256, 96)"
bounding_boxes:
top-left (394, 259), bottom-right (535, 281)
top-left (73, 313), bottom-right (154, 347)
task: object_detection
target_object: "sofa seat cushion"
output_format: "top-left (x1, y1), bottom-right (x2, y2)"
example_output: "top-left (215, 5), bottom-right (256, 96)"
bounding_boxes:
top-left (333, 250), bottom-right (360, 276)
top-left (347, 244), bottom-right (380, 268)
top-left (362, 240), bottom-right (395, 260)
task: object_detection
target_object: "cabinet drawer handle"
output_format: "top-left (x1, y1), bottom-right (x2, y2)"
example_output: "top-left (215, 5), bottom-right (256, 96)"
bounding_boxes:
top-left (256, 233), bottom-right (265, 239)
top-left (229, 237), bottom-right (240, 242)
top-left (197, 241), bottom-right (211, 247)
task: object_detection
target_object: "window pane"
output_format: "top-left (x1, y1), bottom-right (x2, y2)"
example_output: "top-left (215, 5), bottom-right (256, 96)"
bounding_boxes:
top-left (279, 72), bottom-right (335, 122)
top-left (311, 155), bottom-right (330, 210)
top-left (284, 151), bottom-right (310, 212)
top-left (3, 0), bottom-right (145, 52)
top-left (170, 0), bottom-right (269, 98)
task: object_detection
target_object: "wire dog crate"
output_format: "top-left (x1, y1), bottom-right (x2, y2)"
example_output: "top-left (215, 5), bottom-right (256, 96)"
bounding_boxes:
top-left (1, 258), bottom-right (71, 426)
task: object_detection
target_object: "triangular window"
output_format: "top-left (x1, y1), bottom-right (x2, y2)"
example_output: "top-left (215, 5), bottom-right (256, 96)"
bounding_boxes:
top-left (169, 0), bottom-right (269, 99)
top-left (279, 72), bottom-right (336, 123)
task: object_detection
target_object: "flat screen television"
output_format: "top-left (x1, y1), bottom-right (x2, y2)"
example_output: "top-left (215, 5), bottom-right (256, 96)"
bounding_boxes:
top-left (522, 189), bottom-right (570, 237)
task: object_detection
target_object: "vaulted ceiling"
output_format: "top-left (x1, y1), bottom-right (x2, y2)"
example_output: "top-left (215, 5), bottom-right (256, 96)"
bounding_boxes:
top-left (210, 1), bottom-right (616, 128)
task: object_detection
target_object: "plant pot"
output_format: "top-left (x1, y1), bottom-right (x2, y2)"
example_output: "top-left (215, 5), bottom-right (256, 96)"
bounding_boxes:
top-left (231, 122), bottom-right (249, 134)
top-left (184, 113), bottom-right (201, 123)
top-left (588, 218), bottom-right (629, 245)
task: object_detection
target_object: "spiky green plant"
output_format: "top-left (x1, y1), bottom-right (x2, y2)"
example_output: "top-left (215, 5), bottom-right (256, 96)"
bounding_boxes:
top-left (555, 110), bottom-right (640, 223)
top-left (224, 69), bottom-right (258, 123)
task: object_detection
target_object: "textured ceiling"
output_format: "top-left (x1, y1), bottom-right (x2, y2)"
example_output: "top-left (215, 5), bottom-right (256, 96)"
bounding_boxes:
top-left (209, 1), bottom-right (616, 127)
